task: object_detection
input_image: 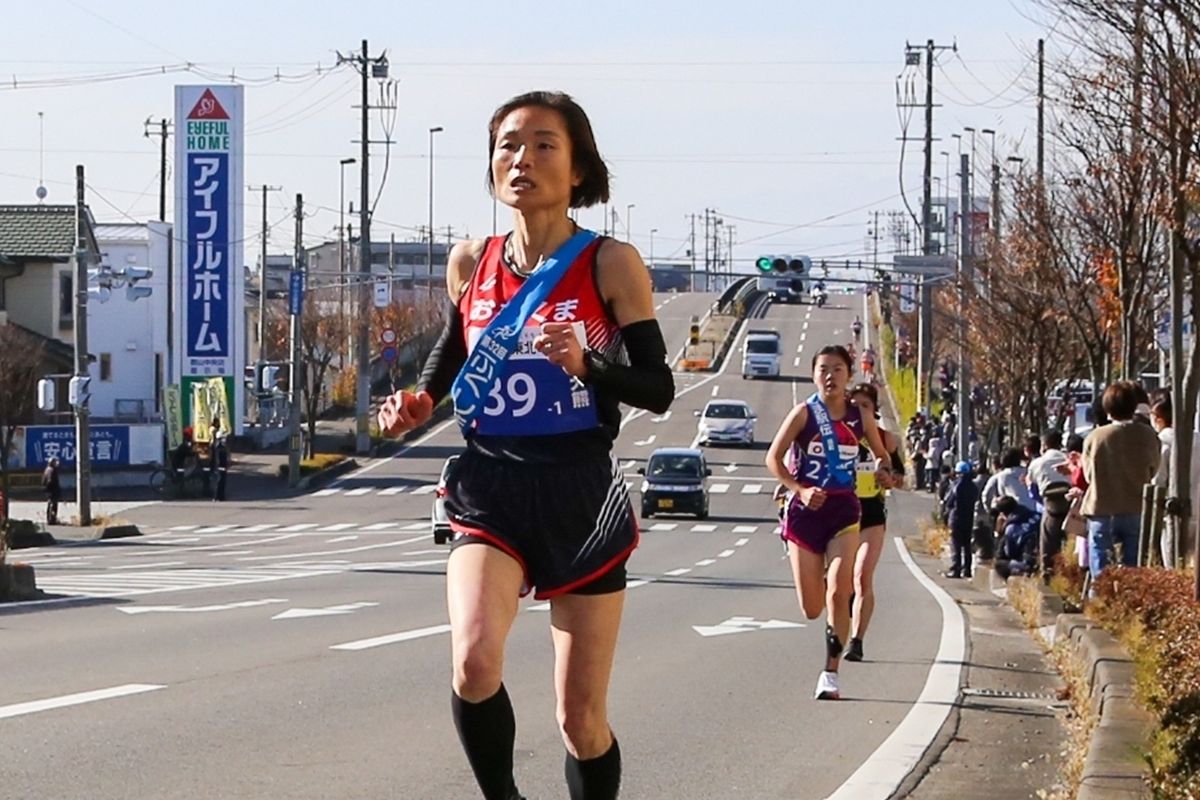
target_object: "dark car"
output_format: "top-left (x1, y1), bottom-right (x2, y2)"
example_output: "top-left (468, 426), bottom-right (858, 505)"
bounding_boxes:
top-left (638, 447), bottom-right (711, 519)
top-left (431, 455), bottom-right (460, 545)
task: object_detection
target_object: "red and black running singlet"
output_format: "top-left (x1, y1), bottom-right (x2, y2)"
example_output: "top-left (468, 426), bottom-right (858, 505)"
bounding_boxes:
top-left (457, 235), bottom-right (623, 441)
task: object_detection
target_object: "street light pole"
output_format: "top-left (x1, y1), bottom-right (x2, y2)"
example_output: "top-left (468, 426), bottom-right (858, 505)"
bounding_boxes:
top-left (649, 228), bottom-right (658, 265)
top-left (626, 203), bottom-right (635, 243)
top-left (428, 126), bottom-right (443, 301)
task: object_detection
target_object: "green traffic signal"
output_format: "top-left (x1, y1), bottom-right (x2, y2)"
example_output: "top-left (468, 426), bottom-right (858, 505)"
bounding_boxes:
top-left (755, 256), bottom-right (773, 272)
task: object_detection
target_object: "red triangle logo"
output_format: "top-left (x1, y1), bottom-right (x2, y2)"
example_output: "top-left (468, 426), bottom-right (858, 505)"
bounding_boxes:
top-left (187, 89), bottom-right (229, 120)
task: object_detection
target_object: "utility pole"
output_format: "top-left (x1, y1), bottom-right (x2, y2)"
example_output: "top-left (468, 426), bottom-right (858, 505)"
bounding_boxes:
top-left (726, 225), bottom-right (735, 286)
top-left (904, 38), bottom-right (953, 415)
top-left (703, 209), bottom-right (711, 292)
top-left (428, 125), bottom-right (444, 302)
top-left (287, 194), bottom-right (304, 487)
top-left (957, 154), bottom-right (972, 462)
top-left (337, 39), bottom-right (390, 455)
top-left (689, 214), bottom-right (697, 292)
top-left (143, 118), bottom-right (172, 222)
top-left (73, 165), bottom-right (92, 526)
top-left (251, 184), bottom-right (282, 434)
top-left (1037, 38), bottom-right (1045, 192)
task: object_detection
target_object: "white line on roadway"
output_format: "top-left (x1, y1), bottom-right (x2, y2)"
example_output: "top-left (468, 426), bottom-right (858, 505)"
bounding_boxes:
top-left (330, 624), bottom-right (452, 651)
top-left (691, 524), bottom-right (717, 532)
top-left (111, 561), bottom-right (186, 570)
top-left (664, 568), bottom-right (691, 577)
top-left (734, 538), bottom-right (750, 547)
top-left (823, 538), bottom-right (965, 800)
top-left (634, 435), bottom-right (656, 446)
top-left (793, 357), bottom-right (801, 367)
top-left (278, 523), bottom-right (320, 532)
top-left (168, 525), bottom-right (199, 531)
top-left (311, 488), bottom-right (340, 497)
top-left (0, 684), bottom-right (165, 721)
top-left (740, 484), bottom-right (763, 494)
top-left (336, 418), bottom-right (457, 485)
top-left (362, 522), bottom-right (398, 531)
top-left (238, 537), bottom-right (424, 562)
top-left (411, 485), bottom-right (437, 495)
top-left (732, 526), bottom-right (758, 534)
top-left (326, 535), bottom-right (359, 543)
top-left (695, 559), bottom-right (716, 566)
top-left (344, 488), bottom-right (373, 497)
top-left (711, 385), bottom-right (719, 397)
top-left (717, 549), bottom-right (736, 558)
top-left (378, 486), bottom-right (407, 496)
top-left (648, 523), bottom-right (677, 531)
top-left (709, 483), bottom-right (730, 494)
top-left (651, 411), bottom-right (672, 423)
top-left (316, 523), bottom-right (358, 532)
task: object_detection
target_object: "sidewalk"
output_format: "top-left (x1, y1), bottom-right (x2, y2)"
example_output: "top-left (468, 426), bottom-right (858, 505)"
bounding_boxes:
top-left (891, 493), bottom-right (1069, 799)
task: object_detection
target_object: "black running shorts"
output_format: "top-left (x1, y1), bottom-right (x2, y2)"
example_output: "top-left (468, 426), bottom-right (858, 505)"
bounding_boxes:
top-left (860, 495), bottom-right (887, 529)
top-left (446, 449), bottom-right (638, 599)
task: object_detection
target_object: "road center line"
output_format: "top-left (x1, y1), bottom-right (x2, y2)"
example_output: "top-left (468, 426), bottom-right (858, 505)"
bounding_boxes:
top-left (0, 684), bottom-right (165, 721)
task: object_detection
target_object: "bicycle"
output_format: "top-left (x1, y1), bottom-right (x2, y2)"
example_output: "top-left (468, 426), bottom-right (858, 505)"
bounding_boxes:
top-left (148, 458), bottom-right (206, 499)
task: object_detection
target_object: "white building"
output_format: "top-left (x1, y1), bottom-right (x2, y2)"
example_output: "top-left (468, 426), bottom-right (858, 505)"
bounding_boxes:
top-left (90, 222), bottom-right (171, 421)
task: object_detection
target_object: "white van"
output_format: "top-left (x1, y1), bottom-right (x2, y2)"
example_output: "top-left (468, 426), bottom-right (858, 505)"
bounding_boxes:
top-left (742, 329), bottom-right (781, 379)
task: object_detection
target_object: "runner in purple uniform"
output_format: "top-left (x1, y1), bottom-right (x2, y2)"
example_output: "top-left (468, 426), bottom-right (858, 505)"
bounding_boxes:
top-left (766, 345), bottom-right (891, 699)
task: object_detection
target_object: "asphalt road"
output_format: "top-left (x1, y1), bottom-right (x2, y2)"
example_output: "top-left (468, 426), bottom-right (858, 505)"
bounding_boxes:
top-left (1, 291), bottom-right (949, 800)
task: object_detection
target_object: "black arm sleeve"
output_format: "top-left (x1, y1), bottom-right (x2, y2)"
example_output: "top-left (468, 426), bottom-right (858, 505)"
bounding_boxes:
top-left (890, 447), bottom-right (906, 476)
top-left (416, 304), bottom-right (468, 404)
top-left (584, 318), bottom-right (675, 414)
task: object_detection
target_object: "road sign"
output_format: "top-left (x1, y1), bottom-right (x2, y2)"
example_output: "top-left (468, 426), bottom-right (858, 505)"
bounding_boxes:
top-left (892, 255), bottom-right (955, 276)
top-left (379, 327), bottom-right (397, 345)
top-left (381, 345), bottom-right (398, 363)
top-left (899, 281), bottom-right (917, 313)
top-left (288, 271), bottom-right (304, 316)
top-left (374, 277), bottom-right (391, 308)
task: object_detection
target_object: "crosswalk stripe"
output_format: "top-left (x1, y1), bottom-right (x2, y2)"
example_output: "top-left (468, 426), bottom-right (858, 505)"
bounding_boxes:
top-left (278, 523), bottom-right (320, 532)
top-left (344, 488), bottom-right (373, 497)
top-left (362, 522), bottom-right (398, 531)
top-left (168, 525), bottom-right (199, 531)
top-left (732, 525), bottom-right (758, 534)
top-left (710, 483), bottom-right (730, 494)
top-left (315, 523), bottom-right (358, 532)
top-left (690, 524), bottom-right (717, 532)
top-left (740, 484), bottom-right (763, 494)
top-left (411, 485), bottom-right (437, 495)
top-left (232, 524), bottom-right (279, 533)
top-left (403, 522), bottom-right (428, 531)
top-left (194, 525), bottom-right (236, 533)
top-left (36, 567), bottom-right (339, 599)
top-left (378, 487), bottom-right (406, 496)
top-left (648, 523), bottom-right (677, 531)
top-left (311, 488), bottom-right (341, 497)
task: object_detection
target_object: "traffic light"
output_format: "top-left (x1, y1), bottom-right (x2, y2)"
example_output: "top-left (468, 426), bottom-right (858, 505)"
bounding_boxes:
top-left (257, 364), bottom-right (280, 393)
top-left (122, 266), bottom-right (153, 301)
top-left (68, 376), bottom-right (91, 408)
top-left (788, 256), bottom-right (811, 273)
top-left (771, 256), bottom-right (788, 273)
top-left (689, 316), bottom-right (700, 346)
top-left (126, 284), bottom-right (153, 301)
top-left (755, 256), bottom-right (773, 273)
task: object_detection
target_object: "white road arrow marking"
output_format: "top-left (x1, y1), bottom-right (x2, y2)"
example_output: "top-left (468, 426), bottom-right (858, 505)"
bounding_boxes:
top-left (723, 463), bottom-right (739, 473)
top-left (118, 598), bottom-right (288, 615)
top-left (621, 460), bottom-right (636, 470)
top-left (692, 616), bottom-right (805, 638)
top-left (272, 602), bottom-right (379, 620)
top-left (635, 435), bottom-right (657, 446)
top-left (651, 411), bottom-right (672, 423)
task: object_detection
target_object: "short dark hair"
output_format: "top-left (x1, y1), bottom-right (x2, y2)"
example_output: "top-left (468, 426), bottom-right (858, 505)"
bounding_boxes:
top-left (1042, 430), bottom-right (1062, 451)
top-left (485, 91), bottom-right (610, 208)
top-left (1023, 434), bottom-right (1040, 456)
top-left (849, 382), bottom-right (879, 410)
top-left (1102, 380), bottom-right (1139, 420)
top-left (1000, 447), bottom-right (1023, 469)
top-left (811, 345), bottom-right (854, 372)
top-left (1152, 398), bottom-right (1173, 426)
top-left (1066, 433), bottom-right (1084, 454)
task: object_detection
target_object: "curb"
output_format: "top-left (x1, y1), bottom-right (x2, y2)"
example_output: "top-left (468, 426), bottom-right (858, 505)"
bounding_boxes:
top-left (1055, 613), bottom-right (1153, 799)
top-left (296, 457), bottom-right (360, 491)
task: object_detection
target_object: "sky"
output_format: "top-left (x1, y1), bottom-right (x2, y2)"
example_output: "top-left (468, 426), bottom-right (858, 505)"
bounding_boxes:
top-left (1, 0), bottom-right (1058, 273)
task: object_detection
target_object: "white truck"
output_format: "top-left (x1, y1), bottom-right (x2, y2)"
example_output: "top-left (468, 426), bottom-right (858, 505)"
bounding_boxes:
top-left (741, 329), bottom-right (782, 379)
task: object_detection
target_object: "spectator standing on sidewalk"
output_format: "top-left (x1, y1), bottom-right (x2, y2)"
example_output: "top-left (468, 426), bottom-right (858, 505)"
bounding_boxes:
top-left (1081, 381), bottom-right (1161, 576)
top-left (208, 419), bottom-right (230, 502)
top-left (913, 441), bottom-right (927, 492)
top-left (1150, 396), bottom-right (1200, 568)
top-left (42, 457), bottom-right (61, 525)
top-left (982, 447), bottom-right (1037, 513)
top-left (942, 461), bottom-right (979, 578)
top-left (1028, 430), bottom-right (1072, 578)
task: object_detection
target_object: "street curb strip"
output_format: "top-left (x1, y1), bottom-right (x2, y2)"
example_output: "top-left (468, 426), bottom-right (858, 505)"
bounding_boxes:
top-left (296, 457), bottom-right (360, 491)
top-left (1055, 613), bottom-right (1153, 799)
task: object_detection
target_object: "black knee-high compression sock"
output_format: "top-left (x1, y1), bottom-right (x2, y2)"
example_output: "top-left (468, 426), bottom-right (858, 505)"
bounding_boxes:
top-left (565, 737), bottom-right (622, 800)
top-left (451, 686), bottom-right (520, 800)
top-left (825, 624), bottom-right (843, 669)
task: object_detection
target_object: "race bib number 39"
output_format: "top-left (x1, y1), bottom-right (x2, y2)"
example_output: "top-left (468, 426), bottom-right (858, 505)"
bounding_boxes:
top-left (469, 324), bottom-right (600, 436)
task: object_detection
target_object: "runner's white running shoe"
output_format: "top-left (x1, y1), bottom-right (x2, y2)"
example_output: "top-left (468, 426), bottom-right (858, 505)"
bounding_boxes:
top-left (814, 670), bottom-right (841, 700)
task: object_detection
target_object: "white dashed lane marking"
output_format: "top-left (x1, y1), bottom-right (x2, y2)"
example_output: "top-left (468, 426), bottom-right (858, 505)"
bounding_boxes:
top-left (710, 483), bottom-right (730, 494)
top-left (740, 484), bottom-right (764, 494)
top-left (664, 568), bottom-right (692, 577)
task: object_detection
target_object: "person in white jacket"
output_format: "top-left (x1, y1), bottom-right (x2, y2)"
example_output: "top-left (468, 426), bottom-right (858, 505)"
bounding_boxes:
top-left (1150, 397), bottom-right (1200, 568)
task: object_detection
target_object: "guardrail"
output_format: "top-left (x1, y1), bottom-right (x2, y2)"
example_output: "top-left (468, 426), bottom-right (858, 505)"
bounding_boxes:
top-left (716, 276), bottom-right (755, 315)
